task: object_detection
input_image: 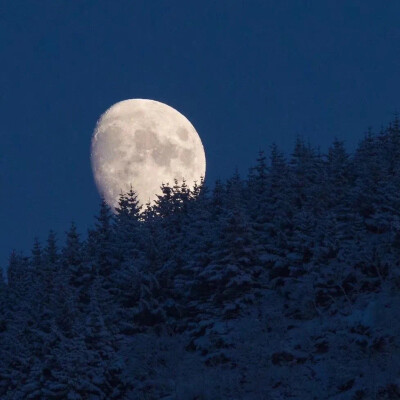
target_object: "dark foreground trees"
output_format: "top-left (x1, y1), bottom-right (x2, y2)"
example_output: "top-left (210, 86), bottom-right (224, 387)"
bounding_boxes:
top-left (2, 117), bottom-right (400, 398)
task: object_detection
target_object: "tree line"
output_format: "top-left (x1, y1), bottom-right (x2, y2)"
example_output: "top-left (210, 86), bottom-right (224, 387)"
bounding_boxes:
top-left (1, 117), bottom-right (400, 398)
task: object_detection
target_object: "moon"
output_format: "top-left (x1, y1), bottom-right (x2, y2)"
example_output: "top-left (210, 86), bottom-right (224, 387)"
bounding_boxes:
top-left (91, 99), bottom-right (206, 210)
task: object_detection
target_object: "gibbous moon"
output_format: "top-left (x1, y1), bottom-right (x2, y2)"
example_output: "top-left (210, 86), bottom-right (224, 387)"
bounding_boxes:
top-left (91, 99), bottom-right (206, 210)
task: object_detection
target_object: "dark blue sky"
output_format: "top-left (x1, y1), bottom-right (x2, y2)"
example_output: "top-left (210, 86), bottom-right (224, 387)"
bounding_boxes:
top-left (1, 1), bottom-right (400, 269)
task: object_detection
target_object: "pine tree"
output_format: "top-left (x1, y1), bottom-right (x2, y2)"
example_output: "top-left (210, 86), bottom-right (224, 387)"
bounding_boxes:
top-left (247, 150), bottom-right (268, 201)
top-left (211, 179), bottom-right (226, 218)
top-left (289, 137), bottom-right (323, 212)
top-left (351, 129), bottom-right (383, 220)
top-left (33, 231), bottom-right (61, 342)
top-left (44, 230), bottom-right (58, 265)
top-left (266, 144), bottom-right (293, 249)
top-left (63, 222), bottom-right (92, 312)
top-left (93, 200), bottom-right (116, 278)
top-left (326, 138), bottom-right (353, 209)
top-left (110, 188), bottom-right (149, 333)
top-left (153, 183), bottom-right (174, 218)
top-left (114, 186), bottom-right (143, 260)
top-left (64, 222), bottom-right (84, 282)
top-left (39, 231), bottom-right (59, 294)
top-left (246, 149), bottom-right (273, 259)
top-left (31, 237), bottom-right (42, 271)
top-left (7, 250), bottom-right (29, 295)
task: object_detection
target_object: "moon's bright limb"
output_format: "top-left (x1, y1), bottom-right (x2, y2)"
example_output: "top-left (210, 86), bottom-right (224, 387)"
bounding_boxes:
top-left (91, 99), bottom-right (206, 210)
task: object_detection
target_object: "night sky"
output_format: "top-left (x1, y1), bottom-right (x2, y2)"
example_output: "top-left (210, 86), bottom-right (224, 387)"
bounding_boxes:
top-left (1, 1), bottom-right (400, 270)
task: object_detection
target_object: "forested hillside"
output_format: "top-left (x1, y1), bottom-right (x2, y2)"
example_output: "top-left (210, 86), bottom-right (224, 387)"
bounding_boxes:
top-left (2, 118), bottom-right (400, 399)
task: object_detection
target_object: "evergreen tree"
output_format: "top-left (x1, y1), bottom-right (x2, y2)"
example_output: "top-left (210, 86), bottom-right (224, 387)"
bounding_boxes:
top-left (289, 137), bottom-right (322, 212)
top-left (266, 144), bottom-right (293, 247)
top-left (153, 183), bottom-right (174, 218)
top-left (247, 150), bottom-right (268, 202)
top-left (211, 179), bottom-right (226, 218)
top-left (63, 222), bottom-right (92, 311)
top-left (351, 129), bottom-right (383, 220)
top-left (326, 138), bottom-right (353, 209)
top-left (44, 230), bottom-right (58, 265)
top-left (31, 237), bottom-right (42, 271)
top-left (39, 230), bottom-right (59, 296)
top-left (114, 186), bottom-right (142, 260)
top-left (64, 222), bottom-right (83, 279)
top-left (7, 250), bottom-right (29, 295)
top-left (93, 199), bottom-right (116, 278)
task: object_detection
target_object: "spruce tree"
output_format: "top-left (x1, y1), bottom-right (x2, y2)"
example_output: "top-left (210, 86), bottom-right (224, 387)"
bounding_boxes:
top-left (114, 186), bottom-right (142, 260)
top-left (31, 237), bottom-right (42, 271)
top-left (93, 199), bottom-right (117, 278)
